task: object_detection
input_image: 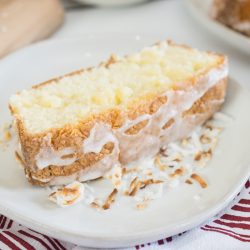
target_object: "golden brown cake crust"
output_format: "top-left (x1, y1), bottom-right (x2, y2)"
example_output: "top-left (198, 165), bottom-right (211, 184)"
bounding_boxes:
top-left (18, 78), bottom-right (227, 186)
top-left (12, 88), bottom-right (172, 170)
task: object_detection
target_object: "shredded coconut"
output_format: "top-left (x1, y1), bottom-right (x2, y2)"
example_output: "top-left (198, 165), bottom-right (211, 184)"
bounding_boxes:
top-left (0, 123), bottom-right (13, 150)
top-left (49, 112), bottom-right (232, 209)
top-left (49, 181), bottom-right (85, 207)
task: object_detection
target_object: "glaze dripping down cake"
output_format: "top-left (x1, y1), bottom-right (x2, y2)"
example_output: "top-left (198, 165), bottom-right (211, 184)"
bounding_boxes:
top-left (9, 41), bottom-right (228, 186)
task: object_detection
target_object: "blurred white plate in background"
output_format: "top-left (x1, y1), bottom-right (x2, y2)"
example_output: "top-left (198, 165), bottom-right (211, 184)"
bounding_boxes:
top-left (185, 0), bottom-right (250, 54)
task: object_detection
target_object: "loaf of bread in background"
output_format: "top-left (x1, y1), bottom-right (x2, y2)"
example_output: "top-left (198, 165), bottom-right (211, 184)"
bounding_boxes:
top-left (9, 41), bottom-right (228, 186)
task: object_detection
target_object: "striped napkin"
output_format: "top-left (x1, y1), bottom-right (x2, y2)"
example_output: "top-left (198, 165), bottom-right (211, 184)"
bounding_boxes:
top-left (0, 179), bottom-right (249, 250)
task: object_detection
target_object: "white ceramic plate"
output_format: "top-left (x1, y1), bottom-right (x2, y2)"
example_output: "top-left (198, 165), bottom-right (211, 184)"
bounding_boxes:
top-left (0, 35), bottom-right (250, 248)
top-left (185, 0), bottom-right (250, 54)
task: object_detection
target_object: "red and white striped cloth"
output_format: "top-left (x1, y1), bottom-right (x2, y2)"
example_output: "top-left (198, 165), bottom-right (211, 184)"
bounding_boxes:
top-left (0, 179), bottom-right (249, 250)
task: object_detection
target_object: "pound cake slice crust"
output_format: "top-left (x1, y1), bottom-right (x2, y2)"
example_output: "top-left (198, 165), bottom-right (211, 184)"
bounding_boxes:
top-left (9, 41), bottom-right (228, 186)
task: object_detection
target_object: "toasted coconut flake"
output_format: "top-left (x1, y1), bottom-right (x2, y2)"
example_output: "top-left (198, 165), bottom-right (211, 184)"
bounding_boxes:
top-left (154, 155), bottom-right (167, 171)
top-left (143, 179), bottom-right (163, 185)
top-left (185, 179), bottom-right (193, 185)
top-left (194, 152), bottom-right (202, 161)
top-left (173, 158), bottom-right (181, 162)
top-left (59, 187), bottom-right (78, 196)
top-left (207, 148), bottom-right (212, 155)
top-left (102, 188), bottom-right (118, 210)
top-left (162, 118), bottom-right (174, 130)
top-left (140, 179), bottom-right (163, 189)
top-left (123, 190), bottom-right (130, 196)
top-left (169, 167), bottom-right (184, 178)
top-left (136, 202), bottom-right (148, 210)
top-left (61, 153), bottom-right (76, 159)
top-left (105, 164), bottom-right (122, 188)
top-left (122, 168), bottom-right (126, 176)
top-left (205, 124), bottom-right (213, 130)
top-left (146, 172), bottom-right (153, 176)
top-left (129, 177), bottom-right (138, 190)
top-left (91, 202), bottom-right (101, 209)
top-left (0, 123), bottom-right (13, 149)
top-left (200, 134), bottom-right (211, 144)
top-left (181, 138), bottom-right (190, 146)
top-left (65, 196), bottom-right (80, 205)
top-left (159, 147), bottom-right (168, 157)
top-left (125, 168), bottom-right (138, 174)
top-left (49, 181), bottom-right (84, 207)
top-left (4, 130), bottom-right (11, 141)
top-left (191, 173), bottom-right (207, 188)
top-left (15, 151), bottom-right (25, 167)
top-left (194, 149), bottom-right (212, 161)
top-left (2, 123), bottom-right (12, 142)
top-left (129, 181), bottom-right (142, 196)
top-left (49, 192), bottom-right (56, 197)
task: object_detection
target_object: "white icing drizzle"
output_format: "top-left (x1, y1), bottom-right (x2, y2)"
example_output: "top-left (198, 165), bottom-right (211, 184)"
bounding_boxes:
top-left (32, 175), bottom-right (51, 183)
top-left (35, 134), bottom-right (77, 169)
top-left (118, 114), bottom-right (151, 133)
top-left (82, 123), bottom-right (117, 154)
top-left (33, 62), bottom-right (228, 180)
top-left (34, 141), bottom-right (120, 186)
top-left (117, 63), bottom-right (228, 164)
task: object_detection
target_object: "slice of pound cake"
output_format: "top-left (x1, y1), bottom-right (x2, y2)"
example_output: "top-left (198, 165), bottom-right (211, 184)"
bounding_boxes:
top-left (9, 41), bottom-right (228, 186)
